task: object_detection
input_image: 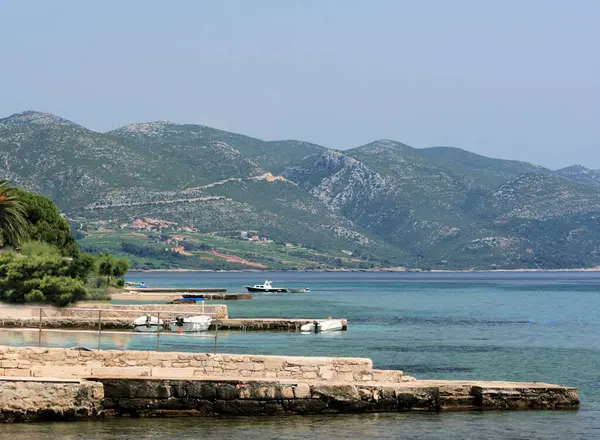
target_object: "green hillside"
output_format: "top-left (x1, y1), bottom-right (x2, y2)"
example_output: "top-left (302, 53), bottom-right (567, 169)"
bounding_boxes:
top-left (2, 110), bottom-right (600, 270)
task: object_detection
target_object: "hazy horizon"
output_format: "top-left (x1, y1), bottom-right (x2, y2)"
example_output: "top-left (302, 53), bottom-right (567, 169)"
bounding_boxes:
top-left (1, 0), bottom-right (598, 169)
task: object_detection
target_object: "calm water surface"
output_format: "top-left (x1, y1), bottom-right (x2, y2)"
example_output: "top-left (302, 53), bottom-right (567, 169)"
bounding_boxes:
top-left (2, 272), bottom-right (599, 439)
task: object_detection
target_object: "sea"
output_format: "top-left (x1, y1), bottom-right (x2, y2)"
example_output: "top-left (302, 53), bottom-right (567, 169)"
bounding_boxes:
top-left (2, 271), bottom-right (599, 439)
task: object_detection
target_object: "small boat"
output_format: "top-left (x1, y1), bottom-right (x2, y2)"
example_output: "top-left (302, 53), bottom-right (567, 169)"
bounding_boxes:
top-left (168, 297), bottom-right (205, 304)
top-left (132, 315), bottom-right (164, 332)
top-left (245, 280), bottom-right (287, 293)
top-left (288, 288), bottom-right (310, 293)
top-left (169, 315), bottom-right (212, 333)
top-left (125, 281), bottom-right (149, 289)
top-left (301, 319), bottom-right (344, 333)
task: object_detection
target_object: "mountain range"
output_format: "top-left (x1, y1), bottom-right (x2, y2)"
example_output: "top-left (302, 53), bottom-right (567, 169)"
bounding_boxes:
top-left (1, 110), bottom-right (599, 270)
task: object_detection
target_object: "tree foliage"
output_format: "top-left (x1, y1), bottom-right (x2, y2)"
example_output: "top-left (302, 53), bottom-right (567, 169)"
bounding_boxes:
top-left (97, 253), bottom-right (129, 285)
top-left (0, 252), bottom-right (87, 307)
top-left (15, 189), bottom-right (80, 257)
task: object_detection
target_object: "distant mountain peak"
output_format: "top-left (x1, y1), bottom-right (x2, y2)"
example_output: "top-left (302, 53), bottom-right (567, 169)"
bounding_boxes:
top-left (351, 139), bottom-right (413, 154)
top-left (1, 110), bottom-right (75, 127)
top-left (110, 121), bottom-right (206, 139)
top-left (556, 165), bottom-right (600, 186)
top-left (558, 164), bottom-right (593, 173)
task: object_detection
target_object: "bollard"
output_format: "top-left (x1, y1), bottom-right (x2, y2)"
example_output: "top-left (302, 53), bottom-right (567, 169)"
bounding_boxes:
top-left (38, 308), bottom-right (43, 347)
top-left (156, 312), bottom-right (161, 351)
top-left (97, 310), bottom-right (102, 350)
top-left (213, 317), bottom-right (219, 354)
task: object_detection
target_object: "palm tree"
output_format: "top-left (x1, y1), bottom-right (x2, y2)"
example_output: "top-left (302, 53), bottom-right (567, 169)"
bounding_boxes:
top-left (0, 180), bottom-right (28, 248)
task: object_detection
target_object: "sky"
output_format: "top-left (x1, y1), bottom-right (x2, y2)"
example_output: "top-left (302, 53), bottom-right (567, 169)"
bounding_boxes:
top-left (1, 0), bottom-right (598, 169)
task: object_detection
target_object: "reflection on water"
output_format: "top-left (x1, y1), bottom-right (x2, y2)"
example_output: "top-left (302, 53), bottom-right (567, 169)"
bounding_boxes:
top-left (0, 329), bottom-right (219, 352)
top-left (3, 411), bottom-right (598, 440)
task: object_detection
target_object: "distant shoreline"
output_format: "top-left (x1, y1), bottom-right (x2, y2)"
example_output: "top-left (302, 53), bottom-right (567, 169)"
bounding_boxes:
top-left (128, 267), bottom-right (600, 274)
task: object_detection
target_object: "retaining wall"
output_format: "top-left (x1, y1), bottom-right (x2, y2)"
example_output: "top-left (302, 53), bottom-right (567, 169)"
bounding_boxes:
top-left (0, 377), bottom-right (103, 422)
top-left (50, 303), bottom-right (227, 319)
top-left (0, 304), bottom-right (228, 330)
top-left (98, 377), bottom-right (580, 416)
top-left (0, 346), bottom-right (407, 383)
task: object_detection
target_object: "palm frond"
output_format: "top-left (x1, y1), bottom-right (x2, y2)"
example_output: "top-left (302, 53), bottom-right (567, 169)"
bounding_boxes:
top-left (0, 180), bottom-right (29, 247)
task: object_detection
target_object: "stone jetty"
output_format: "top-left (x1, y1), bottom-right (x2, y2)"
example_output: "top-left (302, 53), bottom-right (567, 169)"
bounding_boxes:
top-left (0, 304), bottom-right (347, 332)
top-left (112, 292), bottom-right (253, 301)
top-left (125, 287), bottom-right (228, 293)
top-left (0, 346), bottom-right (580, 422)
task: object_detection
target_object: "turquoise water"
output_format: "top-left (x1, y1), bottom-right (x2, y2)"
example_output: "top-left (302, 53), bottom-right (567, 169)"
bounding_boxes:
top-left (2, 272), bottom-right (600, 439)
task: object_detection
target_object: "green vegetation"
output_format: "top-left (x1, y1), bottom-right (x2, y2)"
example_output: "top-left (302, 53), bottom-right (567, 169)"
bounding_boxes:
top-left (0, 185), bottom-right (130, 306)
top-left (16, 189), bottom-right (80, 257)
top-left (0, 251), bottom-right (87, 306)
top-left (97, 253), bottom-right (130, 285)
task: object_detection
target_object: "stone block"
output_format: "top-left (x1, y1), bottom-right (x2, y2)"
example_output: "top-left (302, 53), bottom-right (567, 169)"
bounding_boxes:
top-left (372, 369), bottom-right (404, 383)
top-left (293, 382), bottom-right (311, 399)
top-left (257, 386), bottom-right (277, 400)
top-left (4, 368), bottom-right (31, 377)
top-left (262, 358), bottom-right (285, 370)
top-left (395, 387), bottom-right (439, 411)
top-left (358, 387), bottom-right (374, 400)
top-left (311, 384), bottom-right (359, 401)
top-left (1, 360), bottom-right (18, 369)
top-left (237, 385), bottom-right (251, 399)
top-left (186, 382), bottom-right (217, 399)
top-left (171, 362), bottom-right (191, 368)
top-left (215, 383), bottom-right (237, 400)
top-left (281, 386), bottom-right (294, 399)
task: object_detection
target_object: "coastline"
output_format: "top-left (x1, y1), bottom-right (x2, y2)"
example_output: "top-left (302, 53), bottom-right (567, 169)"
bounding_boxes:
top-left (128, 267), bottom-right (600, 273)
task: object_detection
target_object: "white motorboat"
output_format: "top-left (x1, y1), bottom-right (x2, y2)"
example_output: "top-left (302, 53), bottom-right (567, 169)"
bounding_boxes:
top-left (132, 315), bottom-right (164, 332)
top-left (288, 288), bottom-right (310, 293)
top-left (169, 315), bottom-right (212, 333)
top-left (301, 319), bottom-right (344, 333)
top-left (245, 280), bottom-right (287, 293)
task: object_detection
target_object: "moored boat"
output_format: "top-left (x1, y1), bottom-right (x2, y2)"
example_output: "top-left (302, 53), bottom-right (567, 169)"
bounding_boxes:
top-left (288, 288), bottom-right (310, 293)
top-left (245, 280), bottom-right (287, 293)
top-left (169, 315), bottom-right (212, 333)
top-left (132, 315), bottom-right (164, 332)
top-left (300, 319), bottom-right (344, 333)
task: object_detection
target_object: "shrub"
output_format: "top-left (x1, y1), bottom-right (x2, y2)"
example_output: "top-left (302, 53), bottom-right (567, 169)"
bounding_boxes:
top-left (0, 252), bottom-right (87, 306)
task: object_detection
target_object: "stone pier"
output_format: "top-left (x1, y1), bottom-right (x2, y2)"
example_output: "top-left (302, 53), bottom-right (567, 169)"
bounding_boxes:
top-left (0, 305), bottom-right (347, 331)
top-left (0, 346), bottom-right (580, 422)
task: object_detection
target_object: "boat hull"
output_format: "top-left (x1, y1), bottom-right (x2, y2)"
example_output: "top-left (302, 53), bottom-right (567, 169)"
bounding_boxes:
top-left (132, 316), bottom-right (164, 332)
top-left (301, 319), bottom-right (343, 333)
top-left (245, 286), bottom-right (287, 293)
top-left (170, 316), bottom-right (212, 332)
top-left (132, 324), bottom-right (163, 333)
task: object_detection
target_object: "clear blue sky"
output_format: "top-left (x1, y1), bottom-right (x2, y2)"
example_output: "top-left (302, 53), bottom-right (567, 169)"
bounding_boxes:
top-left (1, 0), bottom-right (598, 169)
